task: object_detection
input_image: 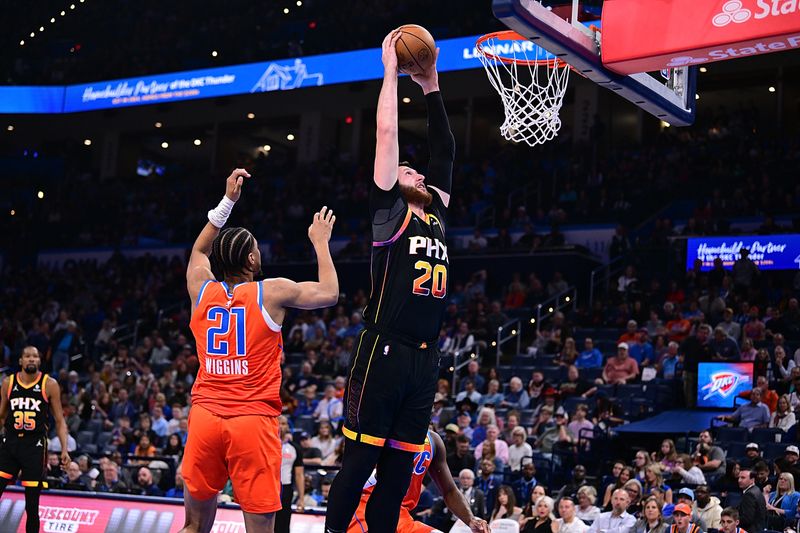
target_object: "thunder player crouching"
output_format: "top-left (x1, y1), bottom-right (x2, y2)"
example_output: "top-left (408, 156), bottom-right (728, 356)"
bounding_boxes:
top-left (348, 430), bottom-right (489, 533)
top-left (0, 346), bottom-right (70, 533)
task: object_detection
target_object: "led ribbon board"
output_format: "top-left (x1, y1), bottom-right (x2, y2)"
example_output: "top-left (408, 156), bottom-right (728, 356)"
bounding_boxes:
top-left (686, 234), bottom-right (800, 271)
top-left (1, 27), bottom-right (600, 114)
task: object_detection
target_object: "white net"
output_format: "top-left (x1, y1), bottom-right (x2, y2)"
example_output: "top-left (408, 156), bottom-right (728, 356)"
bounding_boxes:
top-left (477, 34), bottom-right (571, 147)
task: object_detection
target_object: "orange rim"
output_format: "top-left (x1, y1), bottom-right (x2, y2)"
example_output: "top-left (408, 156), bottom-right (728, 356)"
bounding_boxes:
top-left (476, 30), bottom-right (570, 69)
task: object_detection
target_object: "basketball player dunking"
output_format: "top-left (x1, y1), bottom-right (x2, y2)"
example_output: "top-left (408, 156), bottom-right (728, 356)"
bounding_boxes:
top-left (181, 169), bottom-right (339, 533)
top-left (326, 30), bottom-right (455, 533)
top-left (347, 431), bottom-right (489, 533)
top-left (0, 346), bottom-right (70, 533)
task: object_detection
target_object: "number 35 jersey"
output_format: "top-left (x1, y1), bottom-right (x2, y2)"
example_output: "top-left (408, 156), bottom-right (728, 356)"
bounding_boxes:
top-left (362, 182), bottom-right (449, 345)
top-left (190, 281), bottom-right (283, 417)
top-left (5, 372), bottom-right (50, 438)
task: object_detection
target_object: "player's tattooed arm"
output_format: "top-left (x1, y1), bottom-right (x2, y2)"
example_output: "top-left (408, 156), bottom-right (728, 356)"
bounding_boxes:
top-left (187, 168), bottom-right (250, 307)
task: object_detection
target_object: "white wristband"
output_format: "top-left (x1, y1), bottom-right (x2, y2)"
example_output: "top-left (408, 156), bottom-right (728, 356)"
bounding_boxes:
top-left (208, 196), bottom-right (235, 228)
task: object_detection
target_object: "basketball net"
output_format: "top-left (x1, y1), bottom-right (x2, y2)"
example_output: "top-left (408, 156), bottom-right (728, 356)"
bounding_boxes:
top-left (477, 31), bottom-right (571, 147)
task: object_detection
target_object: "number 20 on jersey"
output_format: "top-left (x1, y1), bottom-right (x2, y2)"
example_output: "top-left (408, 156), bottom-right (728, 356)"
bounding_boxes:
top-left (412, 261), bottom-right (447, 298)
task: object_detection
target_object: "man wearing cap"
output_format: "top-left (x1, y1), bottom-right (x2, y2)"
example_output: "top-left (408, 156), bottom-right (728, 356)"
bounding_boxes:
top-left (670, 502), bottom-right (704, 533)
top-left (447, 434), bottom-right (475, 478)
top-left (671, 488), bottom-right (708, 531)
top-left (717, 388), bottom-right (770, 429)
top-left (693, 485), bottom-right (722, 531)
top-left (456, 411), bottom-right (474, 441)
top-left (603, 343), bottom-right (639, 385)
top-left (737, 469), bottom-right (766, 533)
top-left (587, 488), bottom-right (636, 533)
top-left (298, 432), bottom-right (323, 465)
top-left (741, 443), bottom-right (762, 469)
top-left (774, 445), bottom-right (800, 481)
top-left (718, 309), bottom-right (742, 343)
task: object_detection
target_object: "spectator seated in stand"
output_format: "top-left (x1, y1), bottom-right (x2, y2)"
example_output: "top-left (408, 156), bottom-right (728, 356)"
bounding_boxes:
top-left (716, 388), bottom-right (770, 429)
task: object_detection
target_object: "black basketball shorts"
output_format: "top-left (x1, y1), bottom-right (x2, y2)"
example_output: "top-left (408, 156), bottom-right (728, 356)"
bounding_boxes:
top-left (0, 434), bottom-right (48, 488)
top-left (342, 328), bottom-right (439, 452)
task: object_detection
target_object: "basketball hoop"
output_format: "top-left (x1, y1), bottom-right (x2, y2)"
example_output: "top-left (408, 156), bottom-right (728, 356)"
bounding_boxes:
top-left (476, 31), bottom-right (572, 147)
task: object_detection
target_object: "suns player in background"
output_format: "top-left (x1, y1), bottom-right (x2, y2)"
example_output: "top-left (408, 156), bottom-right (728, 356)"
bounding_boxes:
top-left (0, 346), bottom-right (70, 533)
top-left (348, 430), bottom-right (490, 533)
top-left (181, 169), bottom-right (339, 533)
top-left (326, 29), bottom-right (455, 533)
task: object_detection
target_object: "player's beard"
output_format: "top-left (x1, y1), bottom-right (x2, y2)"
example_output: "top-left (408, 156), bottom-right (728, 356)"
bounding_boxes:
top-left (399, 184), bottom-right (433, 207)
top-left (24, 363), bottom-right (38, 374)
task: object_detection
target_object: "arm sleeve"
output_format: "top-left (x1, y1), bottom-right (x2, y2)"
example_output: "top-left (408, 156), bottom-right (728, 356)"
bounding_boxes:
top-left (425, 91), bottom-right (455, 196)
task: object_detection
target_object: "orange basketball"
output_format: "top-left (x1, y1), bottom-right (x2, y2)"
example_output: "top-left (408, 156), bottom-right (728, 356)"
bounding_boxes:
top-left (395, 24), bottom-right (436, 75)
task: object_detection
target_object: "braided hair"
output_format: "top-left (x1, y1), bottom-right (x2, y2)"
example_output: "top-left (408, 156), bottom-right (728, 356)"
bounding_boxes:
top-left (210, 227), bottom-right (256, 281)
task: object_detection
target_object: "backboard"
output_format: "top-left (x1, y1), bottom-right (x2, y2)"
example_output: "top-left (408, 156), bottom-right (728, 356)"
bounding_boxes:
top-left (492, 0), bottom-right (698, 126)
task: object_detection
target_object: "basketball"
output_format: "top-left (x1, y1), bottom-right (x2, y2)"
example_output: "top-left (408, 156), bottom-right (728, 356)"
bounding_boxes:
top-left (395, 24), bottom-right (436, 75)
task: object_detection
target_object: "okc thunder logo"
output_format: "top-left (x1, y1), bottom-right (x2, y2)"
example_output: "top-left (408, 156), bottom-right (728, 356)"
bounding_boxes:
top-left (701, 372), bottom-right (750, 400)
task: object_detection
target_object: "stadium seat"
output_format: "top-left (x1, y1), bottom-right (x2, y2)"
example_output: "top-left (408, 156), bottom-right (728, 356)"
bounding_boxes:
top-left (764, 442), bottom-right (786, 460)
top-left (87, 419), bottom-right (103, 436)
top-left (750, 427), bottom-right (784, 445)
top-left (723, 492), bottom-right (742, 508)
top-left (581, 368), bottom-right (603, 382)
top-left (80, 443), bottom-right (97, 455)
top-left (715, 427), bottom-right (749, 443)
top-left (725, 441), bottom-right (748, 460)
top-left (77, 430), bottom-right (95, 450)
top-left (490, 519), bottom-right (520, 533)
top-left (96, 432), bottom-right (113, 450)
top-left (294, 416), bottom-right (316, 435)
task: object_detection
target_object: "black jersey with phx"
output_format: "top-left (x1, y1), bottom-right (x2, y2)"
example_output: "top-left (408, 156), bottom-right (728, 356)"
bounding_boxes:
top-left (362, 91), bottom-right (455, 345)
top-left (5, 372), bottom-right (50, 438)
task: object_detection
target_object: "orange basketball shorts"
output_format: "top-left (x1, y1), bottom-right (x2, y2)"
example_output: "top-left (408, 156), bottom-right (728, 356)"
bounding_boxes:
top-left (182, 404), bottom-right (282, 514)
top-left (348, 496), bottom-right (435, 533)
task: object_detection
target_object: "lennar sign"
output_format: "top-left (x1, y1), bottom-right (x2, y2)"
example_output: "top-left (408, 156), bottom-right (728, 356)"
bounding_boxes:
top-left (601, 0), bottom-right (800, 74)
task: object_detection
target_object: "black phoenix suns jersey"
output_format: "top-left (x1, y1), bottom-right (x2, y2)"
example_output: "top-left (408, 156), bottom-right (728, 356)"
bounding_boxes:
top-left (362, 182), bottom-right (448, 345)
top-left (5, 372), bottom-right (50, 438)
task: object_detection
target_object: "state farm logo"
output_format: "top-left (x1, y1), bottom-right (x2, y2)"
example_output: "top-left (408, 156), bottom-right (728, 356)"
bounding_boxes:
top-left (701, 372), bottom-right (750, 400)
top-left (713, 0), bottom-right (751, 27)
top-left (712, 0), bottom-right (799, 27)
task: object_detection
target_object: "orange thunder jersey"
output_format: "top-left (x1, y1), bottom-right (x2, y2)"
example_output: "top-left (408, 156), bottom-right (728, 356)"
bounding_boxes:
top-left (362, 431), bottom-right (434, 510)
top-left (190, 280), bottom-right (283, 417)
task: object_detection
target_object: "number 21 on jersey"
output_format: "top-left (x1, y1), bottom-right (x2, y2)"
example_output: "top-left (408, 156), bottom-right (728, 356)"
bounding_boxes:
top-left (207, 306), bottom-right (247, 356)
top-left (412, 261), bottom-right (447, 298)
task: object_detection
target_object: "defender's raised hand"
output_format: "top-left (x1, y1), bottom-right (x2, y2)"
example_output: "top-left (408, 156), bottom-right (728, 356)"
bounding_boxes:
top-left (225, 168), bottom-right (251, 202)
top-left (308, 206), bottom-right (336, 245)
